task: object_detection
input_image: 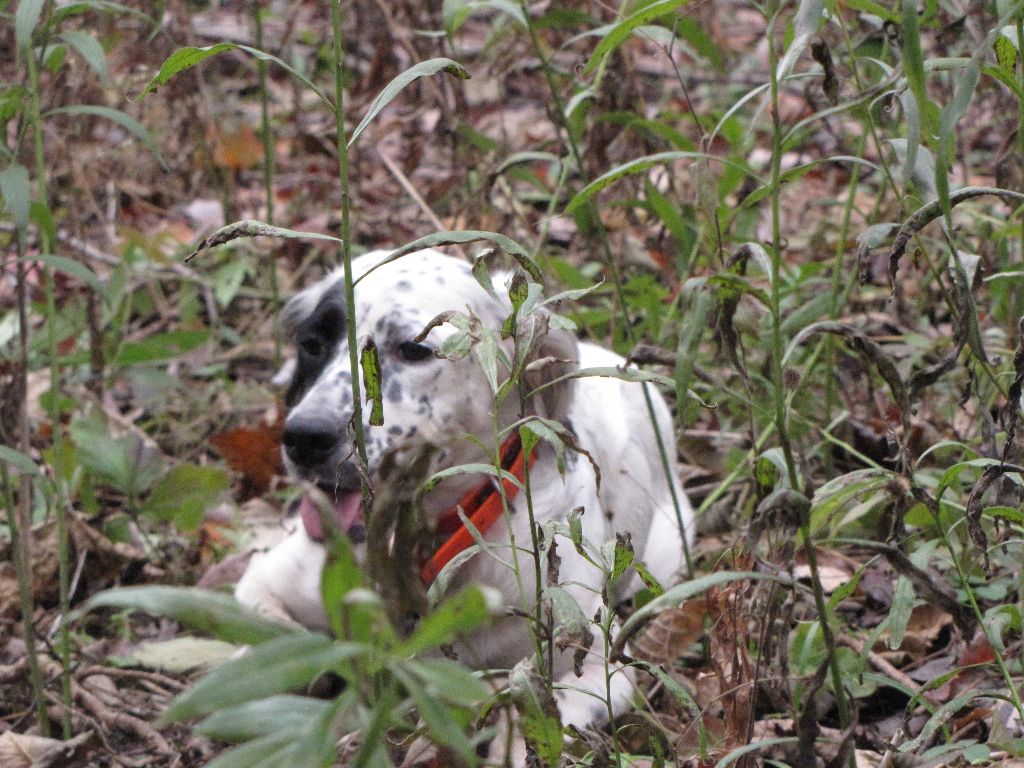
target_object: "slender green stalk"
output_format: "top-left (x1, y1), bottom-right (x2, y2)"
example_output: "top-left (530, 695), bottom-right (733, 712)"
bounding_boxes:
top-left (516, 0), bottom-right (692, 574)
top-left (9, 233), bottom-right (49, 737)
top-left (765, 4), bottom-right (851, 745)
top-left (254, 0), bottom-right (281, 364)
top-left (25, 33), bottom-right (72, 739)
top-left (329, 1), bottom-right (370, 493)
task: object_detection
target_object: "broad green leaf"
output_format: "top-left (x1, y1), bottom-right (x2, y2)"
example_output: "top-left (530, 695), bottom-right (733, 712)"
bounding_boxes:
top-left (46, 105), bottom-right (166, 169)
top-left (212, 259), bottom-right (250, 308)
top-left (397, 585), bottom-right (494, 656)
top-left (198, 696), bottom-right (332, 742)
top-left (16, 0), bottom-right (46, 53)
top-left (0, 445), bottom-right (39, 475)
top-left (583, 0), bottom-right (691, 73)
top-left (141, 463), bottom-right (231, 530)
top-left (162, 633), bottom-right (363, 722)
top-left (203, 733), bottom-right (293, 768)
top-left (360, 337), bottom-right (384, 426)
top-left (401, 658), bottom-right (490, 706)
top-left (113, 329), bottom-right (212, 365)
top-left (127, 637), bottom-right (238, 674)
top-left (348, 58), bottom-right (469, 148)
top-left (69, 415), bottom-right (163, 496)
top-left (140, 44), bottom-right (331, 107)
top-left (59, 31), bottom-right (109, 83)
top-left (0, 163), bottom-right (31, 232)
top-left (79, 585), bottom-right (291, 644)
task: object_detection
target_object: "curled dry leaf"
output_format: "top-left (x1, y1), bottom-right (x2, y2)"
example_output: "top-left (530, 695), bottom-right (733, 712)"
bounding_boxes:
top-left (0, 730), bottom-right (97, 768)
top-left (630, 599), bottom-right (707, 665)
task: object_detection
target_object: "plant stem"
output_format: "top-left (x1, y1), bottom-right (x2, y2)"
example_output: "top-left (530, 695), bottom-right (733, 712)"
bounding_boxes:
top-left (9, 232), bottom-right (50, 737)
top-left (765, 3), bottom-right (852, 748)
top-left (254, 0), bottom-right (281, 365)
top-left (329, 0), bottom-right (370, 505)
top-left (26, 33), bottom-right (72, 739)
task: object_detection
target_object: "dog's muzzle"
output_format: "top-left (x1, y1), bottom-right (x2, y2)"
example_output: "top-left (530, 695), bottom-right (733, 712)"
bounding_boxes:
top-left (282, 413), bottom-right (344, 468)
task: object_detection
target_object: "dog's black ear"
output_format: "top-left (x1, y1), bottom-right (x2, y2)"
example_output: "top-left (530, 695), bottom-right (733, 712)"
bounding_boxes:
top-left (524, 325), bottom-right (578, 422)
top-left (280, 290), bottom-right (315, 342)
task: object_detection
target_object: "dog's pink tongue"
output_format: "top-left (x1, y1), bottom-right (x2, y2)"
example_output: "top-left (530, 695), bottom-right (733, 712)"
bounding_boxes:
top-left (299, 491), bottom-right (364, 542)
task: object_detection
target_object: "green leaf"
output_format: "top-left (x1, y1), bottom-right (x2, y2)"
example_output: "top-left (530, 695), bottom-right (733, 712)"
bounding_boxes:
top-left (401, 658), bottom-right (490, 706)
top-left (397, 585), bottom-right (494, 656)
top-left (356, 231), bottom-right (540, 285)
top-left (78, 585), bottom-right (291, 644)
top-left (983, 63), bottom-right (1024, 102)
top-left (212, 259), bottom-right (251, 308)
top-left (610, 532), bottom-right (635, 584)
top-left (565, 151), bottom-right (737, 214)
top-left (348, 58), bottom-right (469, 148)
top-left (0, 445), bottom-right (39, 475)
top-left (843, 0), bottom-right (898, 21)
top-left (59, 31), bottom-right (109, 84)
top-left (162, 633), bottom-right (364, 722)
top-left (112, 329), bottom-right (213, 365)
top-left (16, 0), bottom-right (46, 54)
top-left (46, 105), bottom-right (166, 169)
top-left (0, 163), bottom-right (31, 233)
top-left (809, 468), bottom-right (893, 533)
top-left (127, 637), bottom-right (238, 674)
top-left (391, 664), bottom-right (477, 764)
top-left (69, 415), bottom-right (164, 496)
top-left (528, 365), bottom-right (676, 400)
top-left (8, 255), bottom-right (103, 295)
top-left (140, 44), bottom-right (331, 107)
top-left (360, 337), bottom-right (384, 426)
top-left (198, 696), bottom-right (332, 742)
top-left (52, 1), bottom-right (155, 25)
top-left (509, 659), bottom-right (562, 765)
top-left (141, 463), bottom-right (231, 530)
top-left (583, 0), bottom-right (691, 74)
top-left (318, 502), bottom-right (372, 642)
top-left (188, 219), bottom-right (344, 261)
top-left (203, 733), bottom-right (294, 768)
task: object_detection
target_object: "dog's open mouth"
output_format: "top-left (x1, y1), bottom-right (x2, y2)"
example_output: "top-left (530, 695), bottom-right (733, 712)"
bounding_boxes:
top-left (299, 488), bottom-right (365, 543)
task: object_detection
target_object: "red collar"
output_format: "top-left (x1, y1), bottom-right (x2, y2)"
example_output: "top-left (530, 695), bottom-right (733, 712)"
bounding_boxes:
top-left (419, 433), bottom-right (533, 586)
top-left (299, 435), bottom-right (534, 588)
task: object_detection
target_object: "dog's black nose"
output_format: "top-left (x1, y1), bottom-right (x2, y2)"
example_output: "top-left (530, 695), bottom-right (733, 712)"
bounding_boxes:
top-left (282, 415), bottom-right (342, 466)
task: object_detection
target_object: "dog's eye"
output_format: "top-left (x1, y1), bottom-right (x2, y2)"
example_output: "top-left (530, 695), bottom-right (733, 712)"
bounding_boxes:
top-left (398, 340), bottom-right (434, 362)
top-left (300, 337), bottom-right (324, 357)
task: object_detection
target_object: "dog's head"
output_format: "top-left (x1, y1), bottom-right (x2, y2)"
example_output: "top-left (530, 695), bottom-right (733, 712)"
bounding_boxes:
top-left (277, 248), bottom-right (577, 521)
